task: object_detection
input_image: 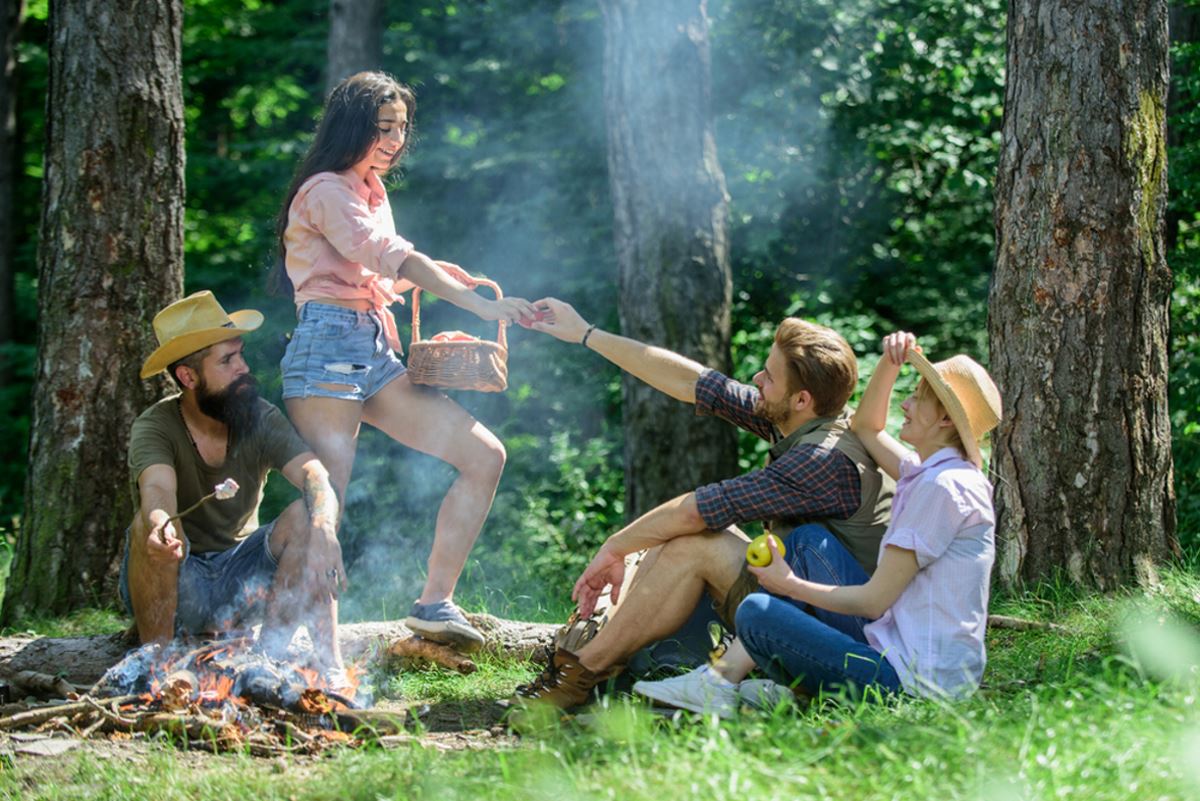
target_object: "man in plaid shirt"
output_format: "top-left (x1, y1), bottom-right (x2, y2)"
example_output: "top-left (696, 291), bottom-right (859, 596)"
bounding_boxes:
top-left (512, 298), bottom-right (894, 711)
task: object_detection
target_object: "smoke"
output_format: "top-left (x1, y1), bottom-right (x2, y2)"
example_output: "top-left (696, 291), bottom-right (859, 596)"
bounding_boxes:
top-left (178, 0), bottom-right (848, 626)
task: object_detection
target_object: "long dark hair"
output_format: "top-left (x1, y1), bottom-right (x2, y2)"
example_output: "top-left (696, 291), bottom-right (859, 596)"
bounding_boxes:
top-left (269, 71), bottom-right (416, 297)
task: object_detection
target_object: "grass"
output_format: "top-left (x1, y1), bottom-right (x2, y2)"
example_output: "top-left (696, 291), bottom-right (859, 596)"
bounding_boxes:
top-left (4, 570), bottom-right (1200, 800)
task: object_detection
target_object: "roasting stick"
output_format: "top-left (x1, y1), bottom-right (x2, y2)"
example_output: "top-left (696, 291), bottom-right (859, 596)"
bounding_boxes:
top-left (157, 478), bottom-right (240, 544)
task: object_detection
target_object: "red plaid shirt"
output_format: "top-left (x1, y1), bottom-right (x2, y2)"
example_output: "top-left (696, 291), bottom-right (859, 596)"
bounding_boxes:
top-left (692, 369), bottom-right (861, 531)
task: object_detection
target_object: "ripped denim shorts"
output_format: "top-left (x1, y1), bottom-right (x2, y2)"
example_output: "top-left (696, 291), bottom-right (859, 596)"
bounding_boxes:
top-left (280, 302), bottom-right (407, 402)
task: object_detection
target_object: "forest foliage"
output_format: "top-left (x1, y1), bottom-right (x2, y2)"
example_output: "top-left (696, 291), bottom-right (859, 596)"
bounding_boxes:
top-left (0, 0), bottom-right (1196, 618)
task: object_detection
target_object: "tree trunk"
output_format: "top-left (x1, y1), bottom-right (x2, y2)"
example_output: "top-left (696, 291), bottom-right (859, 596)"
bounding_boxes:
top-left (2, 0), bottom-right (186, 622)
top-left (326, 0), bottom-right (384, 96)
top-left (0, 0), bottom-right (21, 373)
top-left (988, 0), bottom-right (1176, 588)
top-left (0, 615), bottom-right (557, 687)
top-left (599, 0), bottom-right (737, 519)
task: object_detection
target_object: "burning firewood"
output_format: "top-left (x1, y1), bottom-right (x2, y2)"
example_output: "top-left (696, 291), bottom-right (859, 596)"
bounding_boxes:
top-left (134, 711), bottom-right (244, 748)
top-left (387, 636), bottom-right (477, 674)
top-left (159, 669), bottom-right (198, 710)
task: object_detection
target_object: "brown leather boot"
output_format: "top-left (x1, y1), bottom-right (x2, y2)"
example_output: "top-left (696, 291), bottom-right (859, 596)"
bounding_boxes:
top-left (512, 647), bottom-right (623, 710)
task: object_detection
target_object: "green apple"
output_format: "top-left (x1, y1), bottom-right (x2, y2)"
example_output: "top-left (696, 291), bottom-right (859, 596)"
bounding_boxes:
top-left (745, 533), bottom-right (786, 567)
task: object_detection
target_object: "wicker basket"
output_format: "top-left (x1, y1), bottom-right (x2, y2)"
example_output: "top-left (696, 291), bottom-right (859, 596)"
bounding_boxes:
top-left (407, 277), bottom-right (508, 392)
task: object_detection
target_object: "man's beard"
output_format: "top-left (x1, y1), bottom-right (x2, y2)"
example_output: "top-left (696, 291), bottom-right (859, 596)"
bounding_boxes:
top-left (755, 394), bottom-right (792, 426)
top-left (196, 374), bottom-right (261, 442)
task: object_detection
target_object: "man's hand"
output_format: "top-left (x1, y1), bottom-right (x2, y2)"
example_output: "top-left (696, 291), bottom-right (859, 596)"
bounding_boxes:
top-left (746, 536), bottom-right (800, 598)
top-left (146, 509), bottom-right (184, 564)
top-left (306, 516), bottom-right (347, 599)
top-left (572, 546), bottom-right (626, 619)
top-left (529, 297), bottom-right (590, 343)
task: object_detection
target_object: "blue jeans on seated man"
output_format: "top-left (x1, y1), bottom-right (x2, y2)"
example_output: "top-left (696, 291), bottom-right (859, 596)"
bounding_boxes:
top-left (735, 523), bottom-right (902, 698)
top-left (118, 522), bottom-right (279, 638)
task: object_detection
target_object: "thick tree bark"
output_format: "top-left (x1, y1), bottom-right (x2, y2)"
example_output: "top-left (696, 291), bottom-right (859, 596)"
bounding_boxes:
top-left (0, 0), bottom-right (21, 371)
top-left (0, 615), bottom-right (557, 687)
top-left (599, 0), bottom-right (737, 519)
top-left (989, 0), bottom-right (1176, 588)
top-left (326, 0), bottom-right (384, 96)
top-left (2, 0), bottom-right (185, 621)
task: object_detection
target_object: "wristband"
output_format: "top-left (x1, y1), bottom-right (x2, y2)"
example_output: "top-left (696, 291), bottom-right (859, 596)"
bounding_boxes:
top-left (581, 324), bottom-right (598, 348)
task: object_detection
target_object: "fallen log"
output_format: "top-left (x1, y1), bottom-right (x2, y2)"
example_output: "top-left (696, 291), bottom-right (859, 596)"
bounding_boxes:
top-left (387, 636), bottom-right (477, 674)
top-left (2, 669), bottom-right (77, 700)
top-left (0, 615), bottom-right (558, 687)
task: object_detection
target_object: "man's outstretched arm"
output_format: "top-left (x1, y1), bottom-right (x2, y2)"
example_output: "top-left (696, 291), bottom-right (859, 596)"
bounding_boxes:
top-left (531, 297), bottom-right (705, 404)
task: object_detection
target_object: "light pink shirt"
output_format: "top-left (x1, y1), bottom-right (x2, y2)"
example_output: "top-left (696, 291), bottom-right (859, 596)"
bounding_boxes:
top-left (285, 170), bottom-right (415, 351)
top-left (863, 448), bottom-right (995, 698)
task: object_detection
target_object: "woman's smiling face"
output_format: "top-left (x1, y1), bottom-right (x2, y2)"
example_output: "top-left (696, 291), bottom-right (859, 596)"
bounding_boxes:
top-left (356, 99), bottom-right (409, 175)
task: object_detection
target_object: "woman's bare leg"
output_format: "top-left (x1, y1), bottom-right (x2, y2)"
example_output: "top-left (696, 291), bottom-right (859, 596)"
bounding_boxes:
top-left (283, 395), bottom-right (364, 505)
top-left (362, 374), bottom-right (506, 602)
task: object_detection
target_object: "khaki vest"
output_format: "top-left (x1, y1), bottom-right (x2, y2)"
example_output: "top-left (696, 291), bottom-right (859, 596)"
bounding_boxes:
top-left (766, 410), bottom-right (894, 575)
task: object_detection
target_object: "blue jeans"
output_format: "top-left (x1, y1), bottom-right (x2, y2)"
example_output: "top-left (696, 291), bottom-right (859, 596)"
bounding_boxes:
top-left (281, 302), bottom-right (407, 402)
top-left (119, 522), bottom-right (279, 637)
top-left (735, 524), bottom-right (902, 698)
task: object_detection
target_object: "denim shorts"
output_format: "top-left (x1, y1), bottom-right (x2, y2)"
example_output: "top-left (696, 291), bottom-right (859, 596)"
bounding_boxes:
top-left (281, 302), bottom-right (407, 402)
top-left (119, 522), bottom-right (279, 637)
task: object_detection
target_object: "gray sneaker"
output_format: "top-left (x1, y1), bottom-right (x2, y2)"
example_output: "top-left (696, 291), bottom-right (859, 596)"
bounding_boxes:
top-left (405, 600), bottom-right (485, 652)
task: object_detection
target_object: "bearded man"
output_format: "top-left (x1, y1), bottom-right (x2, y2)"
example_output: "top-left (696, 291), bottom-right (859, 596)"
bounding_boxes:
top-left (121, 291), bottom-right (349, 687)
top-left (516, 299), bottom-right (895, 709)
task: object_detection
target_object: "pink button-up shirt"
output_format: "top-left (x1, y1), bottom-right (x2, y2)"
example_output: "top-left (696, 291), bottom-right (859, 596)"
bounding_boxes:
top-left (863, 448), bottom-right (995, 698)
top-left (285, 170), bottom-right (415, 352)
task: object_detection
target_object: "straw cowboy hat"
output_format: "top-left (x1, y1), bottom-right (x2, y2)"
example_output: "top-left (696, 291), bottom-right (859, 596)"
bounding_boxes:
top-left (140, 291), bottom-right (263, 379)
top-left (905, 349), bottom-right (1002, 469)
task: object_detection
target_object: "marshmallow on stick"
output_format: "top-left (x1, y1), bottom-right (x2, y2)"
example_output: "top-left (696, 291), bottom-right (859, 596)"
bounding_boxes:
top-left (157, 479), bottom-right (240, 543)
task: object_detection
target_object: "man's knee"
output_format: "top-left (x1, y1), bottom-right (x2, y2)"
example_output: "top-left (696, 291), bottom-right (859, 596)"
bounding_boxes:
top-left (663, 530), bottom-right (748, 585)
top-left (270, 500), bottom-right (316, 554)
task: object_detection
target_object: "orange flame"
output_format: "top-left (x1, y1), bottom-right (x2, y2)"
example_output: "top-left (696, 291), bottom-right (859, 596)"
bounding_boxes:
top-left (197, 673), bottom-right (235, 703)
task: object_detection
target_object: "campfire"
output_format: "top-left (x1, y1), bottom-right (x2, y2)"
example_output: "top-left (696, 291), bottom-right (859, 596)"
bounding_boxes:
top-left (0, 614), bottom-right (554, 756)
top-left (0, 637), bottom-right (406, 757)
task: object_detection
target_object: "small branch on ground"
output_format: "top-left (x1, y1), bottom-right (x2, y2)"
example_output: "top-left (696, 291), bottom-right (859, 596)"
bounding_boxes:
top-left (987, 614), bottom-right (1068, 633)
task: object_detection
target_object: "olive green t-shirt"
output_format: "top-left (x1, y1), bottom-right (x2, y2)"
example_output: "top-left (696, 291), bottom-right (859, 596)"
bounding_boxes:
top-left (128, 396), bottom-right (310, 553)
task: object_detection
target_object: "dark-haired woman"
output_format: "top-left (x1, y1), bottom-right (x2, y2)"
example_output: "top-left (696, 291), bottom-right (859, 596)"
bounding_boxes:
top-left (273, 71), bottom-right (536, 651)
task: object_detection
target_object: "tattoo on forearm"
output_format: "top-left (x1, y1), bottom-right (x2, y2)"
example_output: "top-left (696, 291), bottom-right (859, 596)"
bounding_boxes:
top-left (303, 470), bottom-right (339, 524)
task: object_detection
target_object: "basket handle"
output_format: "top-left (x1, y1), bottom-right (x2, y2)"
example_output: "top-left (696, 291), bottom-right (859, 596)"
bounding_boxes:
top-left (410, 276), bottom-right (507, 350)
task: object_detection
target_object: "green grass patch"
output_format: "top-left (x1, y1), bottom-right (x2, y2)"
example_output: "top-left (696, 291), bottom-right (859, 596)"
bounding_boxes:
top-left (5, 569), bottom-right (1200, 800)
top-left (1, 606), bottom-right (127, 639)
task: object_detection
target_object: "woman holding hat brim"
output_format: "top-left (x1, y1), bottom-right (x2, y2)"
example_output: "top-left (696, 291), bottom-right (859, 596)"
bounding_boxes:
top-left (633, 332), bottom-right (1001, 710)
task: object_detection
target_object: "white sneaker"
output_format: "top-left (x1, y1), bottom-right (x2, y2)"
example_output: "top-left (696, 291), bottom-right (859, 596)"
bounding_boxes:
top-left (737, 678), bottom-right (796, 711)
top-left (633, 666), bottom-right (738, 719)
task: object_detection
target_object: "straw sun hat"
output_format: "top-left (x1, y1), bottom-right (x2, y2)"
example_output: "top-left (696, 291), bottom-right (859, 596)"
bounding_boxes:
top-left (905, 349), bottom-right (1002, 469)
top-left (140, 291), bottom-right (263, 379)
